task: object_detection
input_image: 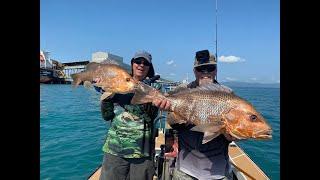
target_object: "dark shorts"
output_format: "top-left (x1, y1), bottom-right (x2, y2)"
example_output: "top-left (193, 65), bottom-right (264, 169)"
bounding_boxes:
top-left (99, 153), bottom-right (155, 180)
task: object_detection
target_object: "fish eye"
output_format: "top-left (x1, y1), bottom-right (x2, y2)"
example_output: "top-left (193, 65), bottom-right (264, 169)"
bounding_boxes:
top-left (249, 114), bottom-right (258, 122)
top-left (126, 78), bottom-right (130, 82)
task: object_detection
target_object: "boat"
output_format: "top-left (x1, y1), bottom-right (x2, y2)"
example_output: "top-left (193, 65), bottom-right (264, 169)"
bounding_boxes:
top-left (88, 117), bottom-right (270, 180)
top-left (228, 142), bottom-right (270, 180)
top-left (40, 51), bottom-right (67, 84)
top-left (40, 68), bottom-right (54, 83)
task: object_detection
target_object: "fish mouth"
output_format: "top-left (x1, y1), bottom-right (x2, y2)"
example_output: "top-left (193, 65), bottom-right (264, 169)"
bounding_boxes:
top-left (253, 129), bottom-right (272, 139)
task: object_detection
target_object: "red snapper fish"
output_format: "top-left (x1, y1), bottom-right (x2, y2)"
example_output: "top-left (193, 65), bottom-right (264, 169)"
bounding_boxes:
top-left (131, 83), bottom-right (272, 144)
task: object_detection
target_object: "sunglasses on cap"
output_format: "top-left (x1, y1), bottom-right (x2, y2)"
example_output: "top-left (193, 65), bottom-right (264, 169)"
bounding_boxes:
top-left (195, 65), bottom-right (217, 73)
top-left (132, 58), bottom-right (151, 66)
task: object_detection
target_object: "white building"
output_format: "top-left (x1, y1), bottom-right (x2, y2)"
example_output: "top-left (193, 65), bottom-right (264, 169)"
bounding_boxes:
top-left (91, 51), bottom-right (130, 71)
top-left (92, 52), bottom-right (123, 63)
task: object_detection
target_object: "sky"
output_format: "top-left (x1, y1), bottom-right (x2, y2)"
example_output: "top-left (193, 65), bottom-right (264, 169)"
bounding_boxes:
top-left (40, 0), bottom-right (279, 83)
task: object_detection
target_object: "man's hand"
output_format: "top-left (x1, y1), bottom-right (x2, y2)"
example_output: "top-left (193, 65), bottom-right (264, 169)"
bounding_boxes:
top-left (152, 99), bottom-right (171, 111)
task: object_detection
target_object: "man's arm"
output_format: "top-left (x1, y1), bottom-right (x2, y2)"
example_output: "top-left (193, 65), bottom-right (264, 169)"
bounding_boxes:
top-left (101, 98), bottom-right (115, 121)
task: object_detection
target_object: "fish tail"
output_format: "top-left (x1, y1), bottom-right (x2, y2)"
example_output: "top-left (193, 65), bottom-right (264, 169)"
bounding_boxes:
top-left (131, 82), bottom-right (164, 104)
top-left (70, 73), bottom-right (83, 87)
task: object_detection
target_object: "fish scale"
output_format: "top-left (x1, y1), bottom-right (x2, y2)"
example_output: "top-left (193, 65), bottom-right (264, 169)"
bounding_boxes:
top-left (168, 91), bottom-right (235, 124)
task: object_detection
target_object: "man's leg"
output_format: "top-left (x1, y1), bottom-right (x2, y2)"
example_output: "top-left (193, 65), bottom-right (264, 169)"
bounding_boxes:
top-left (128, 157), bottom-right (155, 180)
top-left (99, 153), bottom-right (130, 180)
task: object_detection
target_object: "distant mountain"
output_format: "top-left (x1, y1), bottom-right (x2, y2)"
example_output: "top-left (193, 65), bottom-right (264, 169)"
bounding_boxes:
top-left (221, 81), bottom-right (280, 88)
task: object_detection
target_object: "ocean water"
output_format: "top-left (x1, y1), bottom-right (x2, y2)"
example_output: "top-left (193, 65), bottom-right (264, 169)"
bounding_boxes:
top-left (40, 84), bottom-right (280, 180)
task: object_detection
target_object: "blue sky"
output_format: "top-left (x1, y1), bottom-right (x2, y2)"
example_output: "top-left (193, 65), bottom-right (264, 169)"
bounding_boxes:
top-left (41, 0), bottom-right (279, 83)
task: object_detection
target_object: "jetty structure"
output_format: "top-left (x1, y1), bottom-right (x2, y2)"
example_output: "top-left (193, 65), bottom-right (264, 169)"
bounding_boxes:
top-left (40, 50), bottom-right (66, 84)
top-left (40, 50), bottom-right (133, 84)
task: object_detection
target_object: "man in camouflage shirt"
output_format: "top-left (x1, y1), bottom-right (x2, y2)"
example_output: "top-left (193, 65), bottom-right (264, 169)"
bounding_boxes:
top-left (99, 50), bottom-right (161, 180)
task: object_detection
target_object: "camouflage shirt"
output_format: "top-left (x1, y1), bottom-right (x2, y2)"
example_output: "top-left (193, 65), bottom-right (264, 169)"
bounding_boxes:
top-left (101, 83), bottom-right (161, 158)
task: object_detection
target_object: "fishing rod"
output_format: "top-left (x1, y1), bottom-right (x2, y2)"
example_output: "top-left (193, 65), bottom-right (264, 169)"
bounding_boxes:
top-left (215, 0), bottom-right (218, 81)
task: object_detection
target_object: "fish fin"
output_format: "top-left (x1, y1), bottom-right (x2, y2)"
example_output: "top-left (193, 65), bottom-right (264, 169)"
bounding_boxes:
top-left (85, 62), bottom-right (101, 71)
top-left (202, 131), bottom-right (223, 144)
top-left (70, 73), bottom-right (83, 87)
top-left (100, 58), bottom-right (121, 65)
top-left (190, 123), bottom-right (224, 144)
top-left (193, 83), bottom-right (233, 93)
top-left (131, 82), bottom-right (164, 104)
top-left (167, 83), bottom-right (189, 95)
top-left (190, 123), bottom-right (223, 133)
top-left (100, 92), bottom-right (114, 101)
top-left (83, 81), bottom-right (93, 89)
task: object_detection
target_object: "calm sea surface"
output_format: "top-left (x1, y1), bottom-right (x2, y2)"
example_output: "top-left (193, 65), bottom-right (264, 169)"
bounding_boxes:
top-left (40, 84), bottom-right (279, 180)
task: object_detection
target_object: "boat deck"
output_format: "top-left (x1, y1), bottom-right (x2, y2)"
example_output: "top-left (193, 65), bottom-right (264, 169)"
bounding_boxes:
top-left (88, 144), bottom-right (269, 180)
top-left (88, 166), bottom-right (101, 180)
top-left (228, 142), bottom-right (269, 180)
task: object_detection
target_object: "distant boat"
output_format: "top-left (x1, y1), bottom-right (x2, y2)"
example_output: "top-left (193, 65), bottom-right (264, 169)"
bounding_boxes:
top-left (40, 68), bottom-right (54, 83)
top-left (164, 85), bottom-right (176, 92)
top-left (40, 67), bottom-right (66, 84)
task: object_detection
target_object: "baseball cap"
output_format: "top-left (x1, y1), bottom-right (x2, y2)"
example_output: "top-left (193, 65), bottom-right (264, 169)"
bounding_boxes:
top-left (194, 50), bottom-right (217, 68)
top-left (132, 50), bottom-right (152, 63)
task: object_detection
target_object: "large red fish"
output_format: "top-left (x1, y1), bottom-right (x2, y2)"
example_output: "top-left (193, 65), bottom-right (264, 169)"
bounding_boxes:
top-left (71, 62), bottom-right (138, 100)
top-left (131, 83), bottom-right (272, 144)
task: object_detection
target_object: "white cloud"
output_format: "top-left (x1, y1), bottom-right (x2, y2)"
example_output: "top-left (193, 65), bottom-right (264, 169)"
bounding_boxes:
top-left (225, 77), bottom-right (236, 81)
top-left (250, 77), bottom-right (258, 81)
top-left (166, 60), bottom-right (174, 65)
top-left (219, 55), bottom-right (245, 63)
top-left (169, 73), bottom-right (176, 76)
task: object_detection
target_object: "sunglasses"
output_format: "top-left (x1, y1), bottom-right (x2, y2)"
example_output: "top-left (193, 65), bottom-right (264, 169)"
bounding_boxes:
top-left (132, 58), bottom-right (151, 66)
top-left (195, 65), bottom-right (217, 73)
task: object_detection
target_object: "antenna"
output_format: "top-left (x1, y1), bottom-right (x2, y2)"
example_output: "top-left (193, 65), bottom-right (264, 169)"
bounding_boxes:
top-left (215, 0), bottom-right (218, 81)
